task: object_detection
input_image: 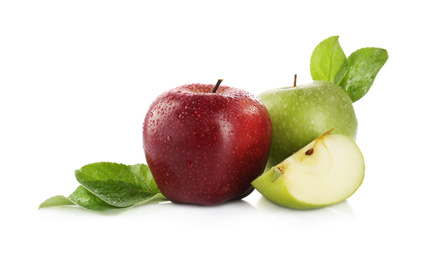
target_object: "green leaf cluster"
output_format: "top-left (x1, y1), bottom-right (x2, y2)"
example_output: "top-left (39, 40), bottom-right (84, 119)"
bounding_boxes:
top-left (39, 162), bottom-right (167, 214)
top-left (310, 36), bottom-right (388, 102)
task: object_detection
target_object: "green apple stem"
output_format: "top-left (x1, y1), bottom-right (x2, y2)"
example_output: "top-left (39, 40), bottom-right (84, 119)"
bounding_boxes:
top-left (294, 74), bottom-right (297, 87)
top-left (212, 79), bottom-right (224, 93)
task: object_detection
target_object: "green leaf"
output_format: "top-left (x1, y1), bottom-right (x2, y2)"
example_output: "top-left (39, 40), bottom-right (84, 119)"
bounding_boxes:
top-left (39, 195), bottom-right (75, 208)
top-left (39, 185), bottom-right (167, 215)
top-left (310, 36), bottom-right (349, 85)
top-left (39, 186), bottom-right (131, 215)
top-left (339, 47), bottom-right (388, 102)
top-left (75, 162), bottom-right (165, 207)
top-left (39, 162), bottom-right (168, 214)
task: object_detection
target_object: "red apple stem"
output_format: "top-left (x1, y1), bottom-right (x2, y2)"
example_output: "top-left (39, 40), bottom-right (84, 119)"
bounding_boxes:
top-left (293, 74), bottom-right (297, 87)
top-left (212, 79), bottom-right (224, 93)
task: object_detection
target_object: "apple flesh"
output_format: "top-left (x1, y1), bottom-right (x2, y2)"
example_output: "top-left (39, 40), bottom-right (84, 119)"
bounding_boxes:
top-left (251, 129), bottom-right (364, 209)
top-left (143, 82), bottom-right (272, 205)
top-left (258, 80), bottom-right (358, 169)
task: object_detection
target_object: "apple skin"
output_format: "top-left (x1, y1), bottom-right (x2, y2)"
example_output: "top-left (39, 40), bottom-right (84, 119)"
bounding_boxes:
top-left (143, 83), bottom-right (272, 206)
top-left (258, 80), bottom-right (357, 169)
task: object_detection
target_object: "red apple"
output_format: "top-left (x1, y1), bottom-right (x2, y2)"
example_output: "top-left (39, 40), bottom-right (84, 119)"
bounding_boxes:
top-left (143, 80), bottom-right (272, 205)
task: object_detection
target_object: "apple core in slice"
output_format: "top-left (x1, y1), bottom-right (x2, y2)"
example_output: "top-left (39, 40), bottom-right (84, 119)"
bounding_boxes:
top-left (252, 130), bottom-right (364, 209)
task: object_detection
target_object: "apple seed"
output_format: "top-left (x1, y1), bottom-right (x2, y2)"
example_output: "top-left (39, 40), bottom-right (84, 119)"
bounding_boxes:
top-left (305, 148), bottom-right (314, 156)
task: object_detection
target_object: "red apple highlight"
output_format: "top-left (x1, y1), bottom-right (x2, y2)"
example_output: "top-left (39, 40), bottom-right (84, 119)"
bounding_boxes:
top-left (143, 81), bottom-right (272, 205)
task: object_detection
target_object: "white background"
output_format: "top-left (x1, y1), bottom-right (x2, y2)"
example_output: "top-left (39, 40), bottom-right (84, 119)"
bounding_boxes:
top-left (1, 1), bottom-right (429, 259)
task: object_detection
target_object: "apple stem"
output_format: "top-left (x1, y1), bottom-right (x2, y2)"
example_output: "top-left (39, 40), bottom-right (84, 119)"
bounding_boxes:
top-left (293, 74), bottom-right (297, 87)
top-left (212, 79), bottom-right (223, 93)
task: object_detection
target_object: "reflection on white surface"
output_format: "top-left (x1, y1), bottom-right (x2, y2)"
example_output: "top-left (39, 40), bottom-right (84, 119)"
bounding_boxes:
top-left (39, 190), bottom-right (355, 225)
top-left (252, 195), bottom-right (356, 230)
top-left (255, 195), bottom-right (355, 217)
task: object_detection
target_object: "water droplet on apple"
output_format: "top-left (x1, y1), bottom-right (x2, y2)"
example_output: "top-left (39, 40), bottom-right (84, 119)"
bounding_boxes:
top-left (167, 136), bottom-right (172, 142)
top-left (187, 160), bottom-right (193, 168)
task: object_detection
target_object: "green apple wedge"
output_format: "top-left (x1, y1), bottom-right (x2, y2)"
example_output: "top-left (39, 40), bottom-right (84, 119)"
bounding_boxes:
top-left (258, 80), bottom-right (358, 170)
top-left (251, 129), bottom-right (364, 209)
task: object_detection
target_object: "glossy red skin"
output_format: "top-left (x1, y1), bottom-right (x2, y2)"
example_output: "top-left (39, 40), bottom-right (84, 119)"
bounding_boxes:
top-left (143, 83), bottom-right (272, 205)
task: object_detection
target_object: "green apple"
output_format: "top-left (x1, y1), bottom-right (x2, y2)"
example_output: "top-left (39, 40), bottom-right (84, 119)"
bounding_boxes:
top-left (258, 80), bottom-right (358, 169)
top-left (251, 129), bottom-right (364, 209)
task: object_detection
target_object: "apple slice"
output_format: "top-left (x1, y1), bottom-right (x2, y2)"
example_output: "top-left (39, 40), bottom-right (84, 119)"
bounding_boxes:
top-left (251, 129), bottom-right (364, 209)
